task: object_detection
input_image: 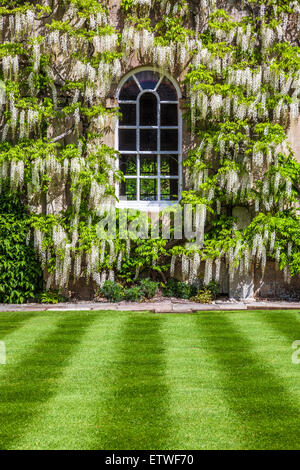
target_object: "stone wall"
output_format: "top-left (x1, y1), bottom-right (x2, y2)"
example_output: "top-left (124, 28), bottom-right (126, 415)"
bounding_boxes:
top-left (43, 1), bottom-right (300, 301)
top-left (288, 118), bottom-right (300, 164)
top-left (254, 262), bottom-right (300, 300)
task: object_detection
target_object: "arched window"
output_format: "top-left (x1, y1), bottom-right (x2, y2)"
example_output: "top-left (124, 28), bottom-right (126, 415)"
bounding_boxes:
top-left (117, 69), bottom-right (181, 208)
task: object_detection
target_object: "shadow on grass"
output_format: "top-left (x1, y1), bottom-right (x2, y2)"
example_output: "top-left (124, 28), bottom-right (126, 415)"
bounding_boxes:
top-left (194, 313), bottom-right (300, 449)
top-left (94, 314), bottom-right (170, 450)
top-left (0, 312), bottom-right (97, 449)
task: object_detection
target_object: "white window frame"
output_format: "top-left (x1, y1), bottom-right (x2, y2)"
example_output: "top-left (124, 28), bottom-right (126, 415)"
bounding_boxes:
top-left (115, 67), bottom-right (182, 212)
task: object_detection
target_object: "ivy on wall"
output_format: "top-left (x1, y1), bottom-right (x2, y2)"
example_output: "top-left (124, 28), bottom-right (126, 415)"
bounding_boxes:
top-left (0, 192), bottom-right (42, 303)
top-left (0, 0), bottom-right (299, 301)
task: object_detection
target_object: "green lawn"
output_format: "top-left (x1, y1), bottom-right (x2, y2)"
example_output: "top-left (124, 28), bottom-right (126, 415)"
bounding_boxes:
top-left (0, 310), bottom-right (299, 450)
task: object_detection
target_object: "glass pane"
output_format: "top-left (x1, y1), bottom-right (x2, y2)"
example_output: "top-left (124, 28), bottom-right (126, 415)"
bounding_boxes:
top-left (157, 77), bottom-right (177, 101)
top-left (161, 155), bottom-right (178, 176)
top-left (120, 179), bottom-right (137, 200)
top-left (119, 77), bottom-right (140, 100)
top-left (119, 154), bottom-right (137, 175)
top-left (119, 104), bottom-right (136, 125)
top-left (135, 71), bottom-right (160, 90)
top-left (140, 129), bottom-right (157, 151)
top-left (160, 129), bottom-right (178, 151)
top-left (139, 92), bottom-right (157, 126)
top-left (161, 104), bottom-right (178, 126)
top-left (119, 129), bottom-right (136, 151)
top-left (140, 179), bottom-right (157, 201)
top-left (160, 179), bottom-right (178, 201)
top-left (140, 155), bottom-right (157, 176)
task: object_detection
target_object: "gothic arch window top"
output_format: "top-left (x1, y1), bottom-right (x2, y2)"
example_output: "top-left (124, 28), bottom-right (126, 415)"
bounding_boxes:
top-left (117, 69), bottom-right (182, 207)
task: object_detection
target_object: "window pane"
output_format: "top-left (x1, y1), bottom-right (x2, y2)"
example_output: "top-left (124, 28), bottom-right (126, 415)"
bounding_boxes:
top-left (135, 71), bottom-right (160, 90)
top-left (160, 179), bottom-right (179, 201)
top-left (139, 92), bottom-right (157, 126)
top-left (119, 104), bottom-right (136, 125)
top-left (140, 129), bottom-right (157, 151)
top-left (119, 129), bottom-right (136, 151)
top-left (161, 155), bottom-right (178, 176)
top-left (119, 77), bottom-right (140, 100)
top-left (157, 77), bottom-right (177, 101)
top-left (140, 179), bottom-right (157, 201)
top-left (140, 155), bottom-right (157, 176)
top-left (120, 155), bottom-right (137, 175)
top-left (120, 179), bottom-right (137, 200)
top-left (161, 104), bottom-right (178, 126)
top-left (160, 129), bottom-right (178, 151)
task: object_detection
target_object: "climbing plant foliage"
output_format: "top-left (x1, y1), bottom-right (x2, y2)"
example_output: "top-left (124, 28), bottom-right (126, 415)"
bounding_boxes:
top-left (0, 192), bottom-right (42, 303)
top-left (0, 0), bottom-right (299, 300)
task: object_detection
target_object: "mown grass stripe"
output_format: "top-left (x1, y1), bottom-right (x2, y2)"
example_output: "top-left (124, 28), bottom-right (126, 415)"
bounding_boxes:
top-left (194, 312), bottom-right (300, 449)
top-left (0, 313), bottom-right (58, 380)
top-left (254, 311), bottom-right (300, 344)
top-left (93, 313), bottom-right (170, 450)
top-left (12, 311), bottom-right (127, 450)
top-left (0, 312), bottom-right (39, 342)
top-left (159, 314), bottom-right (245, 449)
top-left (0, 312), bottom-right (97, 450)
top-left (233, 311), bottom-right (300, 409)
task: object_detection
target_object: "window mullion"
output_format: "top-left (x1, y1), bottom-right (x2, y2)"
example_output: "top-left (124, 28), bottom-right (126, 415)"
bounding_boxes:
top-left (137, 155), bottom-right (140, 201)
top-left (133, 74), bottom-right (142, 91)
top-left (155, 75), bottom-right (164, 91)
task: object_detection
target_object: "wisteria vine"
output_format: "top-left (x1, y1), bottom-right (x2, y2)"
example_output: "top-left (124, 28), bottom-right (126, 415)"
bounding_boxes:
top-left (0, 0), bottom-right (299, 298)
